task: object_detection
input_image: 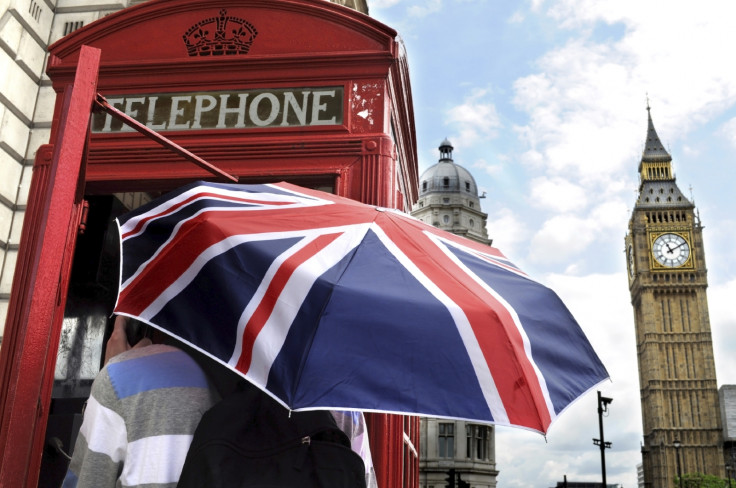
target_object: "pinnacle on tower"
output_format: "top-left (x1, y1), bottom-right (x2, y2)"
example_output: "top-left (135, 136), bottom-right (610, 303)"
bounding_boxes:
top-left (642, 105), bottom-right (671, 163)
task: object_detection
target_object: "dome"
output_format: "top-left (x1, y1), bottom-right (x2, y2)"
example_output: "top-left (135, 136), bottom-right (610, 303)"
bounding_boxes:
top-left (418, 140), bottom-right (480, 196)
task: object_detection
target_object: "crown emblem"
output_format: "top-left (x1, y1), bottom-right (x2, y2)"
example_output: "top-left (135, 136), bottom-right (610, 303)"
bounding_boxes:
top-left (183, 9), bottom-right (258, 56)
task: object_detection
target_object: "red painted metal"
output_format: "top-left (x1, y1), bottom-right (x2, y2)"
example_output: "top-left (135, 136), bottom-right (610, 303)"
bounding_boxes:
top-left (94, 94), bottom-right (239, 183)
top-left (0, 45), bottom-right (100, 488)
top-left (0, 1), bottom-right (419, 485)
top-left (42, 0), bottom-right (417, 206)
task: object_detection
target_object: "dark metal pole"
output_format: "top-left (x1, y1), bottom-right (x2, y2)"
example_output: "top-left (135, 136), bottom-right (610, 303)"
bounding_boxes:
top-left (598, 391), bottom-right (607, 488)
top-left (94, 94), bottom-right (239, 183)
top-left (594, 391), bottom-right (613, 488)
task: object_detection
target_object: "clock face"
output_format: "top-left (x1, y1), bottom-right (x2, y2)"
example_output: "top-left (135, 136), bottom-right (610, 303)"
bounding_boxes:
top-left (652, 233), bottom-right (690, 268)
top-left (627, 245), bottom-right (635, 278)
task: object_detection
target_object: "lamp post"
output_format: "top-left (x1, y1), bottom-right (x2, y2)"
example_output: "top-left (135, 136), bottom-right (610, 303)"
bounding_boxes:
top-left (593, 391), bottom-right (613, 488)
top-left (673, 440), bottom-right (683, 488)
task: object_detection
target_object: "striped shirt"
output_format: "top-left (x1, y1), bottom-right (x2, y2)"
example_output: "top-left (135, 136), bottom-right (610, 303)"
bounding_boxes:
top-left (62, 345), bottom-right (219, 488)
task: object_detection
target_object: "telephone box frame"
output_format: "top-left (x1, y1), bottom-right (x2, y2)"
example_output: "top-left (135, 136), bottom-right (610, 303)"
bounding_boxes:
top-left (0, 1), bottom-right (419, 485)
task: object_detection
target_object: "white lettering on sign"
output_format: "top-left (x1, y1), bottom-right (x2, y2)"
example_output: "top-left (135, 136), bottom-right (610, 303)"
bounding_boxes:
top-left (93, 87), bottom-right (344, 133)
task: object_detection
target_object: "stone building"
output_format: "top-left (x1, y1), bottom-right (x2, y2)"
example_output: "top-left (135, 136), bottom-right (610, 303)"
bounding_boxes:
top-left (411, 139), bottom-right (491, 246)
top-left (412, 140), bottom-right (497, 488)
top-left (720, 386), bottom-right (736, 471)
top-left (0, 0), bottom-right (366, 343)
top-left (624, 106), bottom-right (725, 488)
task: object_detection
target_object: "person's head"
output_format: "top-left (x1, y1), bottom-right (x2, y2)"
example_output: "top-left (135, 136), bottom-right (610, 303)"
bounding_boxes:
top-left (104, 315), bottom-right (152, 364)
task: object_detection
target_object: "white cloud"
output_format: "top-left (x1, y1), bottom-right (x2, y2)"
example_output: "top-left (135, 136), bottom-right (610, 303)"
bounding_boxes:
top-left (529, 0), bottom-right (547, 12)
top-left (526, 197), bottom-right (629, 267)
top-left (511, 0), bottom-right (736, 189)
top-left (530, 176), bottom-right (588, 212)
top-left (446, 89), bottom-right (503, 148)
top-left (709, 278), bottom-right (736, 385)
top-left (720, 117), bottom-right (736, 149)
top-left (472, 158), bottom-right (503, 176)
top-left (407, 0), bottom-right (442, 17)
top-left (484, 207), bottom-right (530, 259)
top-left (528, 214), bottom-right (596, 264)
top-left (589, 200), bottom-right (629, 229)
top-left (512, 41), bottom-right (642, 180)
top-left (507, 10), bottom-right (525, 23)
top-left (368, 0), bottom-right (404, 8)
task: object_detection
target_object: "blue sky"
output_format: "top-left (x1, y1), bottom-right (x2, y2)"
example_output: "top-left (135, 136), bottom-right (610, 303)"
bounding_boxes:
top-left (369, 1), bottom-right (736, 488)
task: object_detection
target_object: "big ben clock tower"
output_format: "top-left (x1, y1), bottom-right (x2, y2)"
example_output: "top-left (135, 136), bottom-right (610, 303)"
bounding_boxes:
top-left (625, 106), bottom-right (725, 488)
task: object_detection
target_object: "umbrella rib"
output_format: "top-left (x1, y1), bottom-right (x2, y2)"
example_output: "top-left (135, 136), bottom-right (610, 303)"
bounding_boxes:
top-left (286, 225), bottom-right (371, 406)
top-left (423, 231), bottom-right (556, 428)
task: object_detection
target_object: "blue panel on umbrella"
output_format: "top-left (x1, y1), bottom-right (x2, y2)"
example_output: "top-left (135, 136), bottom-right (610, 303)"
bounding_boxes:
top-left (446, 246), bottom-right (608, 414)
top-left (151, 236), bottom-right (303, 362)
top-left (269, 229), bottom-right (493, 421)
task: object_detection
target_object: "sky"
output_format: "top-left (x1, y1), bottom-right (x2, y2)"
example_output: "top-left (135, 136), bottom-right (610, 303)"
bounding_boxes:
top-left (368, 1), bottom-right (736, 488)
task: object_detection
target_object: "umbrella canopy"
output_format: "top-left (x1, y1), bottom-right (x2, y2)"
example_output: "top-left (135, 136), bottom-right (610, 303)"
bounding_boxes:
top-left (114, 181), bottom-right (608, 434)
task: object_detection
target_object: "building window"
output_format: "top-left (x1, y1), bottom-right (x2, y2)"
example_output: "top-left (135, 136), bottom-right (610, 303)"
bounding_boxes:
top-left (466, 424), bottom-right (490, 460)
top-left (469, 201), bottom-right (474, 208)
top-left (465, 181), bottom-right (470, 191)
top-left (443, 198), bottom-right (450, 204)
top-left (29, 0), bottom-right (42, 21)
top-left (64, 21), bottom-right (85, 35)
top-left (439, 423), bottom-right (454, 458)
top-left (443, 215), bottom-right (450, 224)
top-left (422, 181), bottom-right (427, 191)
top-left (443, 177), bottom-right (449, 187)
top-left (469, 219), bottom-right (474, 228)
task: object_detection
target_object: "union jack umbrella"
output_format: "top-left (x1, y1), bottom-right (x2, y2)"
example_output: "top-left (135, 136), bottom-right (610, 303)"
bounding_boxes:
top-left (113, 181), bottom-right (608, 434)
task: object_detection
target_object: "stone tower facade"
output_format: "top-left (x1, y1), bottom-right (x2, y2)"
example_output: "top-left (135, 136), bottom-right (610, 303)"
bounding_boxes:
top-left (625, 107), bottom-right (725, 488)
top-left (412, 141), bottom-right (497, 488)
top-left (0, 0), bottom-right (366, 342)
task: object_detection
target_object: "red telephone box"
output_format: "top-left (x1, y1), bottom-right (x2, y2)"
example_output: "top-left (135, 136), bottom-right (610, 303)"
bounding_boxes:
top-left (0, 0), bottom-right (419, 486)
